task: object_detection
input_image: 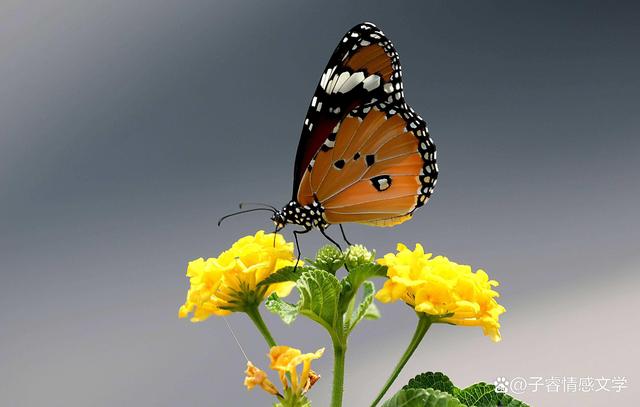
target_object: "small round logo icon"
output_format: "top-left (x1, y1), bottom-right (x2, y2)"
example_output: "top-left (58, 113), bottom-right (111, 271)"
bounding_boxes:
top-left (493, 377), bottom-right (510, 393)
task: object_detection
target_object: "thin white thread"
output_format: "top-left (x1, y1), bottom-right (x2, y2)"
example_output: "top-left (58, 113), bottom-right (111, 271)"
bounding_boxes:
top-left (224, 316), bottom-right (249, 362)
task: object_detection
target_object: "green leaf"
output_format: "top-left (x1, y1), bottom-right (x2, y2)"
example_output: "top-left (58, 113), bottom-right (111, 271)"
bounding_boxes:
top-left (404, 372), bottom-right (456, 395)
top-left (454, 383), bottom-right (529, 407)
top-left (339, 263), bottom-right (387, 312)
top-left (346, 263), bottom-right (387, 289)
top-left (381, 388), bottom-right (463, 407)
top-left (265, 293), bottom-right (299, 324)
top-left (258, 266), bottom-right (306, 287)
top-left (347, 281), bottom-right (377, 334)
top-left (363, 302), bottom-right (380, 320)
top-left (297, 269), bottom-right (341, 332)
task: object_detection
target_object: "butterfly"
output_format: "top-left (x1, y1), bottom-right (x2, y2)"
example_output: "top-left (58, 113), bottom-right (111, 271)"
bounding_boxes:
top-left (220, 22), bottom-right (438, 250)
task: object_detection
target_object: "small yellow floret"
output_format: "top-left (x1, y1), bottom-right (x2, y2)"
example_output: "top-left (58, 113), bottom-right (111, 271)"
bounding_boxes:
top-left (244, 361), bottom-right (280, 396)
top-left (269, 346), bottom-right (324, 394)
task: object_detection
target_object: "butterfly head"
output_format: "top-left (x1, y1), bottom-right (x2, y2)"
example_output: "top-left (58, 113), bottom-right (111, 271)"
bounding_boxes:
top-left (271, 210), bottom-right (287, 232)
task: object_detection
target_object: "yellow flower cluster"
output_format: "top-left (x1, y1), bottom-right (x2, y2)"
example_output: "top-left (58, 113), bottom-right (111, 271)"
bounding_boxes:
top-left (376, 243), bottom-right (506, 342)
top-left (179, 231), bottom-right (298, 321)
top-left (244, 346), bottom-right (324, 397)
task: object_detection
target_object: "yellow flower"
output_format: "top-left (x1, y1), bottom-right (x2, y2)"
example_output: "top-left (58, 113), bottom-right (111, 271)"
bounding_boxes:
top-left (376, 243), bottom-right (506, 342)
top-left (269, 346), bottom-right (324, 395)
top-left (244, 361), bottom-right (280, 396)
top-left (179, 230), bottom-right (298, 321)
top-left (243, 346), bottom-right (323, 400)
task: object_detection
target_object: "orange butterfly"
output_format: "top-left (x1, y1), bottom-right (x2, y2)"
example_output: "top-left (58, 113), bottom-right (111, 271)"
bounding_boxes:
top-left (221, 22), bottom-right (437, 249)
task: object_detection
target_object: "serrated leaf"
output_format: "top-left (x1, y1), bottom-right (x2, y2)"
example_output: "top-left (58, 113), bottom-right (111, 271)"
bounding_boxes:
top-left (404, 372), bottom-right (456, 395)
top-left (339, 263), bottom-right (387, 312)
top-left (381, 388), bottom-right (463, 407)
top-left (297, 269), bottom-right (341, 332)
top-left (455, 382), bottom-right (529, 407)
top-left (346, 263), bottom-right (387, 288)
top-left (265, 293), bottom-right (299, 324)
top-left (258, 266), bottom-right (306, 287)
top-left (347, 281), bottom-right (377, 334)
top-left (363, 302), bottom-right (380, 320)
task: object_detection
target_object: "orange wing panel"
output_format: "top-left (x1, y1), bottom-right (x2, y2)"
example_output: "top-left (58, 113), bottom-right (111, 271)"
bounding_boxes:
top-left (323, 175), bottom-right (419, 208)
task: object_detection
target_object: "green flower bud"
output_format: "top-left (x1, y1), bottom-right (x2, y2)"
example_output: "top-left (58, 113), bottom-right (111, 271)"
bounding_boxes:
top-left (344, 244), bottom-right (375, 268)
top-left (312, 245), bottom-right (344, 274)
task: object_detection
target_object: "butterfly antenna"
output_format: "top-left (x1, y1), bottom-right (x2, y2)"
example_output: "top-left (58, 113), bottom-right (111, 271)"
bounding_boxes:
top-left (217, 207), bottom-right (275, 226)
top-left (223, 316), bottom-right (249, 362)
top-left (239, 202), bottom-right (278, 212)
top-left (273, 225), bottom-right (278, 247)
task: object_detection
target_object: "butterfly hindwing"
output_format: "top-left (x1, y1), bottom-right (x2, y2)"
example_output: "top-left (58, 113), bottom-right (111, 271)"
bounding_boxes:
top-left (292, 22), bottom-right (404, 198)
top-left (297, 102), bottom-right (437, 226)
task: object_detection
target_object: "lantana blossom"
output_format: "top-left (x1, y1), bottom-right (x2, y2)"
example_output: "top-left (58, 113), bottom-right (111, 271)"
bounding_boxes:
top-left (376, 243), bottom-right (506, 342)
top-left (179, 231), bottom-right (298, 321)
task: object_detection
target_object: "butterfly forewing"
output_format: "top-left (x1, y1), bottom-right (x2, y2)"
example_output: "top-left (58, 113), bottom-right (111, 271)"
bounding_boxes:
top-left (292, 22), bottom-right (404, 198)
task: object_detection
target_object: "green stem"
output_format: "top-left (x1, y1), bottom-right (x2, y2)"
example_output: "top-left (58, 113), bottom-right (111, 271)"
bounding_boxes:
top-left (370, 314), bottom-right (432, 407)
top-left (245, 306), bottom-right (277, 348)
top-left (330, 334), bottom-right (347, 407)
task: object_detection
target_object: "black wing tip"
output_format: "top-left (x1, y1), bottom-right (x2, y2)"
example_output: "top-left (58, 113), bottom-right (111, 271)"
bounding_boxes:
top-left (348, 21), bottom-right (380, 32)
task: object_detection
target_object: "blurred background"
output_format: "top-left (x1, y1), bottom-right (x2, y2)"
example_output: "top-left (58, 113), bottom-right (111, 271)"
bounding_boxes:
top-left (1, 1), bottom-right (639, 405)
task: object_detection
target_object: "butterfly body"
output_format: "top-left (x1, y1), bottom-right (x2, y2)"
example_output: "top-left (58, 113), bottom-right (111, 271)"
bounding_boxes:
top-left (272, 200), bottom-right (328, 232)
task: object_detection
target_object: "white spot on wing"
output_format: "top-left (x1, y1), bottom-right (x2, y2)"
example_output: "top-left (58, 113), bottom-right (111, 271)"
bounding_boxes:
top-left (340, 71), bottom-right (365, 93)
top-left (362, 74), bottom-right (380, 91)
top-left (320, 66), bottom-right (336, 90)
top-left (332, 71), bottom-right (351, 94)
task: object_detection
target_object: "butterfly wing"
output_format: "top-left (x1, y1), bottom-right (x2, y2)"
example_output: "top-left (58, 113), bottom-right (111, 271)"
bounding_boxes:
top-left (297, 101), bottom-right (437, 226)
top-left (292, 22), bottom-right (404, 199)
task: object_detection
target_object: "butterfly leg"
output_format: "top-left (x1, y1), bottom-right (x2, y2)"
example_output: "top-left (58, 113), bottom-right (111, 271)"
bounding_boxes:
top-left (292, 228), bottom-right (311, 272)
top-left (319, 227), bottom-right (342, 252)
top-left (338, 224), bottom-right (353, 247)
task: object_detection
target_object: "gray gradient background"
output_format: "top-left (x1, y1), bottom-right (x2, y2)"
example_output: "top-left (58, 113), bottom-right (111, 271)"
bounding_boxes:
top-left (1, 1), bottom-right (639, 406)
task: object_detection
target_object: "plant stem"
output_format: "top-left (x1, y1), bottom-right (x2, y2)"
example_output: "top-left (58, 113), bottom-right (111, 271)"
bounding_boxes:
top-left (370, 314), bottom-right (432, 407)
top-left (245, 306), bottom-right (277, 348)
top-left (330, 334), bottom-right (347, 407)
